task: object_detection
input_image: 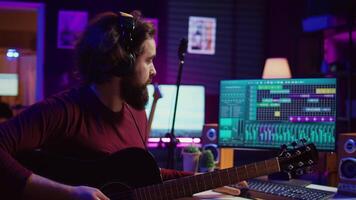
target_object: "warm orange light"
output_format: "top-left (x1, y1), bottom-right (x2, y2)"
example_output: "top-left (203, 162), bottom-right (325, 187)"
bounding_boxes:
top-left (262, 58), bottom-right (292, 79)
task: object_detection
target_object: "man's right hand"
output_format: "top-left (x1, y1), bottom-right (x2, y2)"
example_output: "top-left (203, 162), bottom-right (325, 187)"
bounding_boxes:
top-left (69, 185), bottom-right (110, 200)
top-left (23, 174), bottom-right (110, 200)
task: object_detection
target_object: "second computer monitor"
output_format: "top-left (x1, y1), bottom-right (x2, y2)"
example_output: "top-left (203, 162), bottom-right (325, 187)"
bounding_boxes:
top-left (146, 84), bottom-right (205, 138)
top-left (218, 78), bottom-right (337, 151)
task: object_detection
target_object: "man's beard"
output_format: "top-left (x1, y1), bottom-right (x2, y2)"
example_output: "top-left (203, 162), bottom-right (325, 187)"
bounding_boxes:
top-left (121, 75), bottom-right (150, 110)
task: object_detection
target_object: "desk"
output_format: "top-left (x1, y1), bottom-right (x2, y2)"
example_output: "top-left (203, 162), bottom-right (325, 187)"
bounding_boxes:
top-left (179, 183), bottom-right (355, 200)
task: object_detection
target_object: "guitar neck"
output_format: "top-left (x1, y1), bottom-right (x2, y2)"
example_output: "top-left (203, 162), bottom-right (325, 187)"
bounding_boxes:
top-left (134, 157), bottom-right (281, 200)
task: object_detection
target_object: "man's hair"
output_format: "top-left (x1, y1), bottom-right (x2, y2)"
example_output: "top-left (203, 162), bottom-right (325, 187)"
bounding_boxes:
top-left (75, 11), bottom-right (155, 84)
top-left (0, 102), bottom-right (13, 119)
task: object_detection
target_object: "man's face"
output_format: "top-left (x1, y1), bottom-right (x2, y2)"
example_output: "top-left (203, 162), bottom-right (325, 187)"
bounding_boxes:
top-left (121, 38), bottom-right (156, 110)
top-left (134, 38), bottom-right (157, 86)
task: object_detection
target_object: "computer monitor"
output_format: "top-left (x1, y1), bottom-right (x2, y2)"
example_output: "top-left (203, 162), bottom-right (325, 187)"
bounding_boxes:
top-left (218, 78), bottom-right (337, 151)
top-left (0, 73), bottom-right (18, 96)
top-left (145, 84), bottom-right (205, 138)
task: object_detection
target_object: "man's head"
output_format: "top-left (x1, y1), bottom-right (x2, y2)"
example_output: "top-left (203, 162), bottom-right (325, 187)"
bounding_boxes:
top-left (76, 11), bottom-right (156, 109)
top-left (0, 102), bottom-right (13, 123)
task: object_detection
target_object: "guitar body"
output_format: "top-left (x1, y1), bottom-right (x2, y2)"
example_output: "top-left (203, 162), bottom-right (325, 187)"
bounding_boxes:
top-left (17, 143), bottom-right (319, 200)
top-left (18, 148), bottom-right (162, 199)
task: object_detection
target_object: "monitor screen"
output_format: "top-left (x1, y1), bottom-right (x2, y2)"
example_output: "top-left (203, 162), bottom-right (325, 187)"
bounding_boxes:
top-left (218, 78), bottom-right (337, 151)
top-left (0, 73), bottom-right (18, 96)
top-left (145, 84), bottom-right (205, 138)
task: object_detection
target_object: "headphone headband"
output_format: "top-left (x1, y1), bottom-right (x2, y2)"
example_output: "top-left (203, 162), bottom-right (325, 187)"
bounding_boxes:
top-left (118, 12), bottom-right (135, 52)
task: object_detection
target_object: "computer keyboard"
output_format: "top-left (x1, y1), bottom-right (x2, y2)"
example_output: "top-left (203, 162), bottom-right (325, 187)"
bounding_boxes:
top-left (231, 179), bottom-right (335, 200)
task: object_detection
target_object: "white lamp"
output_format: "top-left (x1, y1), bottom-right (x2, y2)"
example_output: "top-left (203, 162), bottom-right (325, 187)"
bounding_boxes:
top-left (262, 58), bottom-right (292, 79)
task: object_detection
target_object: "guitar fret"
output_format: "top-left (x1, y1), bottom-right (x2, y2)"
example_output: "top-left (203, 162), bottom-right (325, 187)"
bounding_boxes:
top-left (180, 178), bottom-right (186, 196)
top-left (211, 171), bottom-right (220, 188)
top-left (222, 169), bottom-right (230, 185)
top-left (263, 160), bottom-right (271, 174)
top-left (143, 187), bottom-right (148, 200)
top-left (187, 177), bottom-right (193, 195)
top-left (148, 186), bottom-right (153, 200)
top-left (175, 178), bottom-right (180, 197)
top-left (247, 163), bottom-right (257, 178)
top-left (254, 162), bottom-right (258, 175)
top-left (141, 188), bottom-right (146, 200)
top-left (258, 161), bottom-right (267, 175)
top-left (171, 180), bottom-right (177, 198)
top-left (153, 185), bottom-right (159, 200)
top-left (234, 167), bottom-right (239, 184)
top-left (196, 174), bottom-right (204, 192)
top-left (163, 183), bottom-right (169, 199)
top-left (217, 170), bottom-right (224, 186)
top-left (159, 184), bottom-right (164, 200)
top-left (161, 183), bottom-right (166, 199)
top-left (237, 166), bottom-right (248, 180)
top-left (192, 175), bottom-right (199, 194)
top-left (133, 189), bottom-right (139, 200)
top-left (147, 186), bottom-right (153, 200)
top-left (244, 165), bottom-right (249, 178)
top-left (226, 169), bottom-right (231, 185)
top-left (275, 157), bottom-right (281, 172)
top-left (215, 171), bottom-right (222, 188)
top-left (202, 173), bottom-right (207, 191)
top-left (208, 172), bottom-right (214, 189)
top-left (169, 182), bottom-right (175, 199)
top-left (151, 185), bottom-right (157, 200)
top-left (135, 188), bottom-right (141, 200)
top-left (164, 182), bottom-right (171, 199)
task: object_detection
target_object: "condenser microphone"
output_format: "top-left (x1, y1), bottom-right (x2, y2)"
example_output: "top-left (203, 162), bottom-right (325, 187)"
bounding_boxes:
top-left (178, 38), bottom-right (188, 62)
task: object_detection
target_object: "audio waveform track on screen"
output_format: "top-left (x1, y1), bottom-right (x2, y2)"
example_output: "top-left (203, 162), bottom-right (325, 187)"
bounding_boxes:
top-left (218, 78), bottom-right (337, 151)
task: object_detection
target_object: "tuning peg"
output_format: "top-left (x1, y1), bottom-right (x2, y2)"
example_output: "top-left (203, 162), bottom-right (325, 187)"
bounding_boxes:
top-left (298, 161), bottom-right (304, 167)
top-left (280, 144), bottom-right (288, 151)
top-left (296, 168), bottom-right (304, 176)
top-left (278, 144), bottom-right (288, 157)
top-left (291, 141), bottom-right (298, 149)
top-left (305, 166), bottom-right (313, 174)
top-left (300, 138), bottom-right (307, 145)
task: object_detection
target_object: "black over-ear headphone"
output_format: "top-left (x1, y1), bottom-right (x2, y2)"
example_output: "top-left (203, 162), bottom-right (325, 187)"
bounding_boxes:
top-left (111, 12), bottom-right (136, 77)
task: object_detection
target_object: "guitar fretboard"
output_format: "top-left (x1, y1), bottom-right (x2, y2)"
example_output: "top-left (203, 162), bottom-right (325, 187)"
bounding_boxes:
top-left (134, 157), bottom-right (280, 200)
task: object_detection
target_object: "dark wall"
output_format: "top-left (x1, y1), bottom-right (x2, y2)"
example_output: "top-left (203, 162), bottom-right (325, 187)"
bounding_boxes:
top-left (9, 0), bottom-right (350, 126)
top-left (41, 0), bottom-right (167, 96)
top-left (164, 0), bottom-right (267, 123)
top-left (265, 0), bottom-right (323, 77)
top-left (6, 0), bottom-right (166, 96)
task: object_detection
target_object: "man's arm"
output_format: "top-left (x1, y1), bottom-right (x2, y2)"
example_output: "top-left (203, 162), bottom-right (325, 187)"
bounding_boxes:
top-left (0, 99), bottom-right (108, 199)
top-left (23, 174), bottom-right (109, 200)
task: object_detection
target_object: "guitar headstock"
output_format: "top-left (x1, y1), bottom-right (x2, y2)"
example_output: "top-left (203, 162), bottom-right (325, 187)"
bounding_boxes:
top-left (278, 140), bottom-right (318, 176)
top-left (153, 83), bottom-right (162, 100)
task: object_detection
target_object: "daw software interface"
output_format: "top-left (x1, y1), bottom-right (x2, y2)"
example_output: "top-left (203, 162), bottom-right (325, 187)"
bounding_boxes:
top-left (218, 78), bottom-right (337, 151)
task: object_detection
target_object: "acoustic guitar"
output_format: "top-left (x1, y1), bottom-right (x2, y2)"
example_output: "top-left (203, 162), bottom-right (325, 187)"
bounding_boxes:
top-left (18, 142), bottom-right (318, 200)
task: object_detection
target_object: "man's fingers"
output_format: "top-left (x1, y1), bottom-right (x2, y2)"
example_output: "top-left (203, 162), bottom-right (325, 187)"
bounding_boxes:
top-left (237, 180), bottom-right (249, 188)
top-left (96, 190), bottom-right (110, 200)
top-left (213, 186), bottom-right (241, 196)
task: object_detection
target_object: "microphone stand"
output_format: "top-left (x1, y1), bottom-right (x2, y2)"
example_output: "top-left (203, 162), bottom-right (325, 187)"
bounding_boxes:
top-left (166, 38), bottom-right (188, 169)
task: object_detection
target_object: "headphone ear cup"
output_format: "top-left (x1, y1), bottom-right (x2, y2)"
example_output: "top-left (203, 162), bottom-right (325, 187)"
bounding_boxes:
top-left (128, 53), bottom-right (136, 72)
top-left (111, 53), bottom-right (136, 77)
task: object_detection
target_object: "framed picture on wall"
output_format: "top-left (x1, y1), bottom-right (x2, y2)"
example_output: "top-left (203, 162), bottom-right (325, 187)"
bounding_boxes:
top-left (57, 10), bottom-right (88, 49)
top-left (188, 16), bottom-right (216, 55)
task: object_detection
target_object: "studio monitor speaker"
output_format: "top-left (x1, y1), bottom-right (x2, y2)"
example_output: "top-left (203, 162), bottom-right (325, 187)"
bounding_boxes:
top-left (337, 133), bottom-right (356, 196)
top-left (201, 123), bottom-right (219, 162)
top-left (201, 123), bottom-right (234, 169)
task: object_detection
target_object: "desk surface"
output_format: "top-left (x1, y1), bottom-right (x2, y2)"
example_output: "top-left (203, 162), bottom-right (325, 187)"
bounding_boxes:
top-left (178, 183), bottom-right (355, 200)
